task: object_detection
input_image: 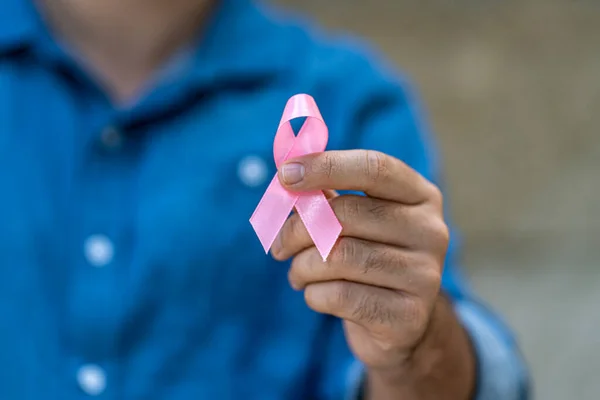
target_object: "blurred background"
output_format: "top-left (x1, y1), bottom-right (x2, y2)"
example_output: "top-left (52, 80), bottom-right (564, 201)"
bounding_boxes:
top-left (275, 0), bottom-right (600, 398)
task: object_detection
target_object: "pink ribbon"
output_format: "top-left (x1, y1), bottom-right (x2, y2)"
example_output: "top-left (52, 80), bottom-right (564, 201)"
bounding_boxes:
top-left (250, 94), bottom-right (342, 261)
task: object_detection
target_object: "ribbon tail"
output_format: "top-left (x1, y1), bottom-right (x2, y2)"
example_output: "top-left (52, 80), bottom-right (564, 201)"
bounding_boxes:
top-left (295, 192), bottom-right (342, 261)
top-left (250, 175), bottom-right (298, 253)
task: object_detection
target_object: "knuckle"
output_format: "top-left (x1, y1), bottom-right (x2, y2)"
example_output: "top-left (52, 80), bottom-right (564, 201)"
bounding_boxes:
top-left (421, 263), bottom-right (443, 291)
top-left (364, 150), bottom-right (388, 186)
top-left (388, 250), bottom-right (413, 278)
top-left (397, 295), bottom-right (424, 326)
top-left (328, 281), bottom-right (354, 311)
top-left (389, 203), bottom-right (409, 225)
top-left (439, 223), bottom-right (450, 251)
top-left (426, 183), bottom-right (444, 208)
top-left (330, 237), bottom-right (360, 267)
top-left (315, 152), bottom-right (338, 180)
top-left (415, 210), bottom-right (449, 254)
top-left (366, 199), bottom-right (392, 222)
top-left (335, 196), bottom-right (392, 225)
top-left (429, 218), bottom-right (450, 253)
top-left (361, 246), bottom-right (388, 275)
top-left (334, 195), bottom-right (361, 225)
top-left (352, 292), bottom-right (392, 326)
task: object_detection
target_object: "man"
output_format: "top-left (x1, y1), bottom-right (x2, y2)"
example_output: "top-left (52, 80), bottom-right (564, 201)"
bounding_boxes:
top-left (0, 0), bottom-right (529, 398)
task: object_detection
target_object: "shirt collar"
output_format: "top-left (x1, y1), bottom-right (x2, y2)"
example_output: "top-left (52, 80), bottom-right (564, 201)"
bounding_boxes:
top-left (0, 0), bottom-right (294, 84)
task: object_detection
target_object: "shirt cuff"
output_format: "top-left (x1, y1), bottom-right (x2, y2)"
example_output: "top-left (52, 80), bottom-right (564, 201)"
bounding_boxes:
top-left (345, 301), bottom-right (530, 400)
top-left (455, 300), bottom-right (530, 400)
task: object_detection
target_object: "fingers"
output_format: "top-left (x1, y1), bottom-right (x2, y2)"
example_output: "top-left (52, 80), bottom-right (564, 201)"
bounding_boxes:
top-left (323, 189), bottom-right (339, 200)
top-left (271, 195), bottom-right (448, 261)
top-left (287, 238), bottom-right (441, 297)
top-left (303, 280), bottom-right (427, 336)
top-left (278, 150), bottom-right (440, 205)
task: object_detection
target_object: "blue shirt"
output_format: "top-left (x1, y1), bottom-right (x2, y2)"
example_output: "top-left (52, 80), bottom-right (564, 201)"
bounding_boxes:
top-left (0, 0), bottom-right (529, 399)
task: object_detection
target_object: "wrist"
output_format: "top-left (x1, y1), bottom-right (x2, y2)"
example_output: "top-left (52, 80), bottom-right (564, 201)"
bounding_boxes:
top-left (365, 294), bottom-right (476, 400)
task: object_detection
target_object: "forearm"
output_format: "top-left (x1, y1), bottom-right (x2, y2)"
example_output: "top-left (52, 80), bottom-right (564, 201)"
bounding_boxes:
top-left (364, 294), bottom-right (476, 400)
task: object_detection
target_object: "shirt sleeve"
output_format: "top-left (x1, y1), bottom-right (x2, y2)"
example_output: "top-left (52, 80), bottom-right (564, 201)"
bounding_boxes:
top-left (313, 49), bottom-right (530, 399)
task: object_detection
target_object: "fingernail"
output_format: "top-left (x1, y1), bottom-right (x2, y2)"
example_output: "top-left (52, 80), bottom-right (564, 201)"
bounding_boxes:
top-left (281, 163), bottom-right (305, 185)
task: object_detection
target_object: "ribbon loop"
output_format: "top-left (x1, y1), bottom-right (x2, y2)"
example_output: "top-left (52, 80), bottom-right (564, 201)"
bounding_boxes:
top-left (250, 94), bottom-right (342, 261)
top-left (273, 95), bottom-right (328, 166)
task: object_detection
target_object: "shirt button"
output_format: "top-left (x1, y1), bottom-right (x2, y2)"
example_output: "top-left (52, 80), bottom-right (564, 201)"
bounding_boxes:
top-left (77, 364), bottom-right (106, 396)
top-left (100, 126), bottom-right (122, 149)
top-left (238, 155), bottom-right (268, 187)
top-left (84, 234), bottom-right (114, 267)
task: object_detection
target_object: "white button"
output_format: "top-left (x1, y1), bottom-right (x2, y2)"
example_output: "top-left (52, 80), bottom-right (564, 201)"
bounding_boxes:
top-left (77, 364), bottom-right (106, 396)
top-left (100, 126), bottom-right (122, 149)
top-left (238, 155), bottom-right (268, 187)
top-left (84, 234), bottom-right (114, 267)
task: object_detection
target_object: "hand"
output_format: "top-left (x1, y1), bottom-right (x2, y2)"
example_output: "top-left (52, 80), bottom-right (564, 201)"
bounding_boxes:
top-left (270, 150), bottom-right (474, 398)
